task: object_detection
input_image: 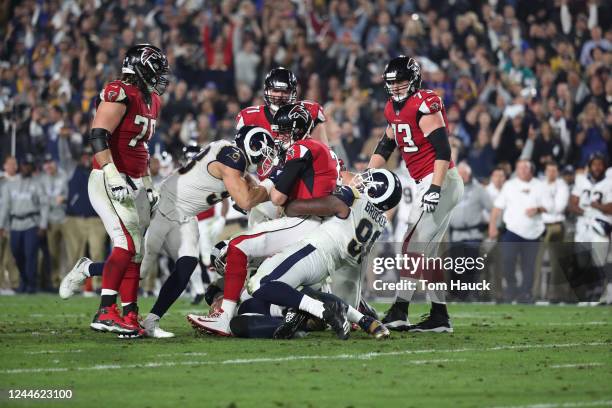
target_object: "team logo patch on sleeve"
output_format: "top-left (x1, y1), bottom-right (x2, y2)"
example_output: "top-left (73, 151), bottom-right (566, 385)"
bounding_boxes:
top-left (286, 144), bottom-right (309, 161)
top-left (101, 83), bottom-right (127, 103)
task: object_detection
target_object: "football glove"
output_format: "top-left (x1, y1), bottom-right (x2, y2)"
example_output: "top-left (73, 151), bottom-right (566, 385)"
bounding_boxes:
top-left (103, 163), bottom-right (130, 202)
top-left (421, 184), bottom-right (441, 213)
top-left (142, 175), bottom-right (160, 213)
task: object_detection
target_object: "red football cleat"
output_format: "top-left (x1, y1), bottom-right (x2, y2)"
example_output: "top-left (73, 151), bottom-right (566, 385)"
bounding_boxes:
top-left (119, 311), bottom-right (145, 338)
top-left (90, 304), bottom-right (139, 334)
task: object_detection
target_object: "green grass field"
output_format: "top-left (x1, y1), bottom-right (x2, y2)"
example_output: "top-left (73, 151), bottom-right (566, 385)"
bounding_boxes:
top-left (0, 295), bottom-right (610, 408)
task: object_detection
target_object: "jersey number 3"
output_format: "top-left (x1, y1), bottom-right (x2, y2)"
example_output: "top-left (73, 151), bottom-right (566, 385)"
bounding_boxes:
top-left (392, 124), bottom-right (418, 153)
top-left (129, 115), bottom-right (156, 147)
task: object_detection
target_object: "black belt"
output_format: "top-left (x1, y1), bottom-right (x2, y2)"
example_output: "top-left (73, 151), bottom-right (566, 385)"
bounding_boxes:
top-left (11, 212), bottom-right (39, 220)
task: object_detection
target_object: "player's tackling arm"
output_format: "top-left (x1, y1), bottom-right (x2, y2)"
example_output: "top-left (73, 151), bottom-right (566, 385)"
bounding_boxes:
top-left (285, 195), bottom-right (350, 218)
top-left (368, 125), bottom-right (396, 169)
top-left (217, 164), bottom-right (269, 210)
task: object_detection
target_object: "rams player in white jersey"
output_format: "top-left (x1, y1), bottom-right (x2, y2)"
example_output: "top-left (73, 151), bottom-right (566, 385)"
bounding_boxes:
top-left (569, 152), bottom-right (611, 303)
top-left (242, 169), bottom-right (402, 340)
top-left (61, 126), bottom-right (277, 337)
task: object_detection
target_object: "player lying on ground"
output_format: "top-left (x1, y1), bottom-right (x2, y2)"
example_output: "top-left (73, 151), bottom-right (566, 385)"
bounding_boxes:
top-left (241, 169), bottom-right (401, 340)
top-left (71, 44), bottom-right (169, 336)
top-left (60, 126), bottom-right (277, 338)
top-left (370, 56), bottom-right (464, 333)
top-left (187, 103), bottom-right (339, 336)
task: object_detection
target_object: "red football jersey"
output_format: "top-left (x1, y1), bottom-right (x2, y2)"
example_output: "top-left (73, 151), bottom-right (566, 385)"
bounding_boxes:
top-left (235, 100), bottom-right (326, 136)
top-left (93, 80), bottom-right (161, 178)
top-left (384, 89), bottom-right (455, 180)
top-left (283, 138), bottom-right (337, 200)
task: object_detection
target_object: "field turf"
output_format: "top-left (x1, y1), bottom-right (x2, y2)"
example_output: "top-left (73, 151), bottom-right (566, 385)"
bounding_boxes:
top-left (0, 295), bottom-right (610, 408)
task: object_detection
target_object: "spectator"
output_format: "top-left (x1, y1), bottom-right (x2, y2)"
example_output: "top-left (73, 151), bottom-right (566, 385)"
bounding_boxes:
top-left (533, 162), bottom-right (570, 301)
top-left (448, 162), bottom-right (492, 300)
top-left (39, 154), bottom-right (67, 291)
top-left (488, 160), bottom-right (548, 303)
top-left (0, 156), bottom-right (19, 293)
top-left (0, 155), bottom-right (49, 293)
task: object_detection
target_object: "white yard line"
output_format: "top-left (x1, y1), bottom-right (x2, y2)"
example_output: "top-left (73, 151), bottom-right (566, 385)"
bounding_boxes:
top-left (490, 399), bottom-right (612, 408)
top-left (1, 342), bottom-right (606, 375)
top-left (24, 349), bottom-right (83, 355)
top-left (549, 363), bottom-right (604, 369)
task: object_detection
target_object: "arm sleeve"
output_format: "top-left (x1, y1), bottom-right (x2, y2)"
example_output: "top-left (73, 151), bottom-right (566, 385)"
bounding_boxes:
top-left (274, 158), bottom-right (308, 195)
top-left (427, 127), bottom-right (451, 161)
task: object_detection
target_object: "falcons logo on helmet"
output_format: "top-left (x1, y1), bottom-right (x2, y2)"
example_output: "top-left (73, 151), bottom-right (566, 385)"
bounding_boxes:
top-left (288, 105), bottom-right (309, 123)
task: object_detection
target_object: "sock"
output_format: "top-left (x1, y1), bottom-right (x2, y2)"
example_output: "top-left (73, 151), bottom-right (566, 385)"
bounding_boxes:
top-left (221, 299), bottom-right (237, 317)
top-left (428, 288), bottom-right (446, 304)
top-left (347, 305), bottom-right (364, 324)
top-left (122, 302), bottom-right (138, 315)
top-left (145, 313), bottom-right (160, 322)
top-left (223, 243), bottom-right (248, 302)
top-left (252, 281), bottom-right (304, 309)
top-left (396, 278), bottom-right (418, 303)
top-left (119, 262), bottom-right (140, 306)
top-left (394, 300), bottom-right (410, 314)
top-left (151, 256), bottom-right (198, 318)
top-left (86, 262), bottom-right (104, 277)
top-left (298, 295), bottom-right (325, 319)
top-left (100, 291), bottom-right (117, 308)
top-left (101, 247), bottom-right (133, 292)
top-left (431, 301), bottom-right (448, 317)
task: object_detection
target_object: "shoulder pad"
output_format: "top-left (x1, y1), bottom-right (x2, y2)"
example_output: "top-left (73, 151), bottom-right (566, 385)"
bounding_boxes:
top-left (100, 81), bottom-right (129, 104)
top-left (417, 91), bottom-right (443, 114)
top-left (217, 145), bottom-right (247, 172)
top-left (286, 143), bottom-right (311, 162)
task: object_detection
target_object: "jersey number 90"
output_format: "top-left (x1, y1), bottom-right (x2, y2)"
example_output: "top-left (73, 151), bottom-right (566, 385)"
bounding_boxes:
top-left (347, 219), bottom-right (381, 264)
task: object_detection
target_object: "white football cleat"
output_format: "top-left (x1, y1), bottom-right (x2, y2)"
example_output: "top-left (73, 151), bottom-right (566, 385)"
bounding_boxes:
top-left (187, 310), bottom-right (232, 337)
top-left (59, 257), bottom-right (91, 299)
top-left (142, 316), bottom-right (175, 338)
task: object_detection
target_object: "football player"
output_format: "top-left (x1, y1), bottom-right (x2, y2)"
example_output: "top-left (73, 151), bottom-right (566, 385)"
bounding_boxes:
top-left (236, 67), bottom-right (327, 144)
top-left (187, 103), bottom-right (338, 336)
top-left (62, 126), bottom-right (276, 338)
top-left (81, 44), bottom-right (169, 335)
top-left (246, 169), bottom-right (402, 340)
top-left (569, 153), bottom-right (612, 303)
top-left (369, 56), bottom-right (464, 333)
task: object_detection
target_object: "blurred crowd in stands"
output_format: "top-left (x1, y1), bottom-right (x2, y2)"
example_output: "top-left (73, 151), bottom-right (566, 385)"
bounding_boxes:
top-left (0, 0), bottom-right (610, 302)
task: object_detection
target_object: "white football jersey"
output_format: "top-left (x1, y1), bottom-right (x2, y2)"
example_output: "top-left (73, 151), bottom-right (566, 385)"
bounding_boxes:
top-left (157, 140), bottom-right (243, 222)
top-left (572, 173), bottom-right (598, 221)
top-left (304, 197), bottom-right (388, 268)
top-left (591, 175), bottom-right (612, 225)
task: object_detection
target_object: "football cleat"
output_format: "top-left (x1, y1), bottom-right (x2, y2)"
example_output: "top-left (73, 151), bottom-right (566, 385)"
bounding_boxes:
top-left (186, 310), bottom-right (232, 337)
top-left (358, 316), bottom-right (391, 339)
top-left (407, 313), bottom-right (453, 333)
top-left (381, 303), bottom-right (410, 331)
top-left (322, 300), bottom-right (350, 340)
top-left (117, 311), bottom-right (146, 338)
top-left (90, 304), bottom-right (139, 334)
top-left (142, 316), bottom-right (175, 338)
top-left (59, 257), bottom-right (91, 299)
top-left (358, 299), bottom-right (380, 320)
top-left (273, 309), bottom-right (309, 339)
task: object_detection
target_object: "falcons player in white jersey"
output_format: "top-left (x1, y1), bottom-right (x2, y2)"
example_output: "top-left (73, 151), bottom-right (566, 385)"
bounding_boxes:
top-left (570, 153), bottom-right (612, 304)
top-left (246, 169), bottom-right (402, 339)
top-left (368, 56), bottom-right (464, 333)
